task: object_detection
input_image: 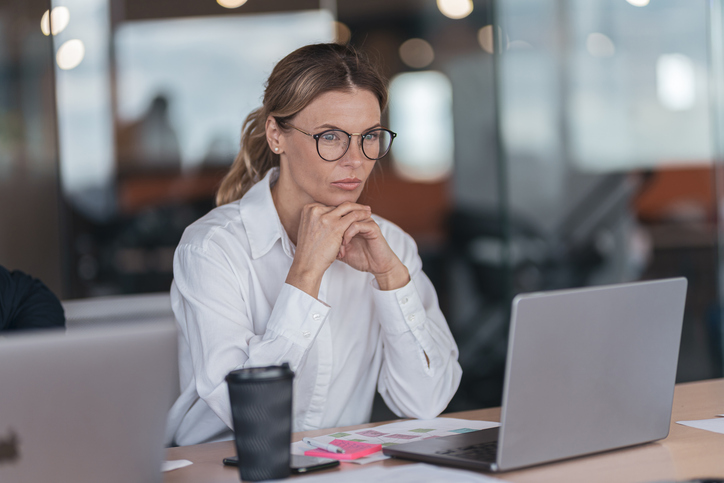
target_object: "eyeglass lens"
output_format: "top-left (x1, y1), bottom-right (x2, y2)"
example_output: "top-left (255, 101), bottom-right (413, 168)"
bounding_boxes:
top-left (317, 129), bottom-right (393, 161)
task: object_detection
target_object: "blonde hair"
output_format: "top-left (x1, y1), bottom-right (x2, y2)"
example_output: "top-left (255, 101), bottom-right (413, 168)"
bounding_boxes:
top-left (216, 43), bottom-right (388, 206)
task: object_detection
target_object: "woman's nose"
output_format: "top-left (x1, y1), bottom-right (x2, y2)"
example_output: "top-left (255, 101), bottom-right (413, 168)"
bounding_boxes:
top-left (338, 138), bottom-right (365, 167)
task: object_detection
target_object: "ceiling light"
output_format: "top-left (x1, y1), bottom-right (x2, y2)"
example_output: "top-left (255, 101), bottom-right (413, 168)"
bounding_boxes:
top-left (217, 0), bottom-right (248, 8)
top-left (334, 21), bottom-right (351, 44)
top-left (437, 0), bottom-right (473, 20)
top-left (399, 38), bottom-right (435, 69)
top-left (478, 25), bottom-right (508, 54)
top-left (586, 33), bottom-right (615, 58)
top-left (657, 54), bottom-right (696, 111)
top-left (56, 39), bottom-right (85, 70)
top-left (40, 6), bottom-right (70, 36)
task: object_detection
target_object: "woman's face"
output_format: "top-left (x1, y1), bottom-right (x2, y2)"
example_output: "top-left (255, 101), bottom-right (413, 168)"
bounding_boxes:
top-left (272, 88), bottom-right (381, 208)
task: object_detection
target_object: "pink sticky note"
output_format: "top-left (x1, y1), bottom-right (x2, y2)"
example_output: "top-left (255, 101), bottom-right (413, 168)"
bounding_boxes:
top-left (304, 439), bottom-right (382, 460)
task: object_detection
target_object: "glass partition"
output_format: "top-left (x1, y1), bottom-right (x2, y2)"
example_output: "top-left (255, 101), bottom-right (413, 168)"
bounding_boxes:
top-left (2, 0), bottom-right (720, 412)
top-left (495, 0), bottom-right (722, 400)
top-left (0, 0), bottom-right (63, 294)
top-left (709, 0), bottom-right (724, 376)
top-left (50, 0), bottom-right (333, 296)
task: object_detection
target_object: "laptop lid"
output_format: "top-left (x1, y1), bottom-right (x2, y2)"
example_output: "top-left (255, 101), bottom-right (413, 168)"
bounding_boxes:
top-left (0, 321), bottom-right (178, 483)
top-left (497, 277), bottom-right (687, 470)
top-left (382, 277), bottom-right (686, 472)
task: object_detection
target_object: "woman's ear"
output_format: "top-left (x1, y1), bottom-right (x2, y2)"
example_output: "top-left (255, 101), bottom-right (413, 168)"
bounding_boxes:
top-left (266, 116), bottom-right (284, 154)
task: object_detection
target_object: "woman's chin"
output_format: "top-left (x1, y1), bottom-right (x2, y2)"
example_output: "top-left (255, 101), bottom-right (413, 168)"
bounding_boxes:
top-left (317, 191), bottom-right (363, 207)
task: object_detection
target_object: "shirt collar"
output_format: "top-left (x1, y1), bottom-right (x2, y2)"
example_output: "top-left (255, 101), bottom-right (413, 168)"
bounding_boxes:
top-left (238, 168), bottom-right (295, 260)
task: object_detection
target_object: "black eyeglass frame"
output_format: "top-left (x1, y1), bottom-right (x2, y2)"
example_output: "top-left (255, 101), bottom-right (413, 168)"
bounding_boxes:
top-left (285, 123), bottom-right (397, 162)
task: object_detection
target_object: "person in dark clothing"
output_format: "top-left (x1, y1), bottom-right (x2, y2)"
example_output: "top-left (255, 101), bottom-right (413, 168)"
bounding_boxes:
top-left (0, 265), bottom-right (65, 331)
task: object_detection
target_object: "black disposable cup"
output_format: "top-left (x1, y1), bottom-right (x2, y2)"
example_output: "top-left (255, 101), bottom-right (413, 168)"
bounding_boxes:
top-left (226, 363), bottom-right (294, 481)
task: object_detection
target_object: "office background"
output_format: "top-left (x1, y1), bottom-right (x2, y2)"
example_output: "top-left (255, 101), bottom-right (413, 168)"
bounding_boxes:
top-left (1, 0), bottom-right (723, 413)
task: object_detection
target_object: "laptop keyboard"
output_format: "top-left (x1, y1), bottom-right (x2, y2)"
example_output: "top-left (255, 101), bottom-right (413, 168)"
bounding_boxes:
top-left (435, 440), bottom-right (498, 463)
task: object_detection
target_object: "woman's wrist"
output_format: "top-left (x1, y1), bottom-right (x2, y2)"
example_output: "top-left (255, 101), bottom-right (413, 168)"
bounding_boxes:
top-left (374, 262), bottom-right (410, 291)
top-left (286, 261), bottom-right (325, 299)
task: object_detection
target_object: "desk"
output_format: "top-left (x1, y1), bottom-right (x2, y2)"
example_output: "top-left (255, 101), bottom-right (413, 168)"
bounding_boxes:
top-left (165, 378), bottom-right (724, 483)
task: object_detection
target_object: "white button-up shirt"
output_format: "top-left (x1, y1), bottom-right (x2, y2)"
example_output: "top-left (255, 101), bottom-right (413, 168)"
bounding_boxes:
top-left (165, 168), bottom-right (462, 446)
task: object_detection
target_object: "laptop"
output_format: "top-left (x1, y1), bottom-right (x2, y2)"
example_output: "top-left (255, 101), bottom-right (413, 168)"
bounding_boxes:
top-left (384, 277), bottom-right (687, 472)
top-left (0, 321), bottom-right (178, 483)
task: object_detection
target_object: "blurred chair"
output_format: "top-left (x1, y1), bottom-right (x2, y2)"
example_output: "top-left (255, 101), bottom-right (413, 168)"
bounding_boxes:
top-left (1, 266), bottom-right (65, 332)
top-left (443, 174), bottom-right (647, 411)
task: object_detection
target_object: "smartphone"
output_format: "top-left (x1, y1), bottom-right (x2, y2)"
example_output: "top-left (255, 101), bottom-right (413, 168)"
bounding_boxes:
top-left (222, 455), bottom-right (340, 474)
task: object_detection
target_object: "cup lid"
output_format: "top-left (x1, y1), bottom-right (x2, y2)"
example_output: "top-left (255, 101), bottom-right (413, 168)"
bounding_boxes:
top-left (225, 363), bottom-right (294, 383)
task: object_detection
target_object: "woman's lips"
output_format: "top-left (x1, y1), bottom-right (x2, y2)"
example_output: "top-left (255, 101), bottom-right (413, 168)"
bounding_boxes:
top-left (331, 178), bottom-right (362, 191)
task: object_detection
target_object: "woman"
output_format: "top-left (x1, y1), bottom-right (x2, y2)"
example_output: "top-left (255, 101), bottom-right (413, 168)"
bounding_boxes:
top-left (166, 43), bottom-right (462, 446)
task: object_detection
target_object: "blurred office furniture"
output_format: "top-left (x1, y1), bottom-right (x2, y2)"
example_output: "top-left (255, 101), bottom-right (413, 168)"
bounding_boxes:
top-left (444, 44), bottom-right (659, 410)
top-left (164, 379), bottom-right (724, 482)
top-left (444, 173), bottom-right (648, 410)
top-left (68, 200), bottom-right (212, 298)
top-left (62, 292), bottom-right (174, 329)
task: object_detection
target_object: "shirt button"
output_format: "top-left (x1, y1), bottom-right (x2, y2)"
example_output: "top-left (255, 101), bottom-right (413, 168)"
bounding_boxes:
top-left (401, 297), bottom-right (409, 305)
top-left (302, 330), bottom-right (311, 338)
top-left (407, 314), bottom-right (415, 322)
top-left (312, 313), bottom-right (321, 321)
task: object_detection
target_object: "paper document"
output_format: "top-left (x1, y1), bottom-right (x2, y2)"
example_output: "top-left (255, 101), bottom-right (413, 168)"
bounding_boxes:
top-left (292, 417), bottom-right (500, 464)
top-left (676, 417), bottom-right (724, 435)
top-left (262, 462), bottom-right (508, 482)
top-left (162, 459), bottom-right (193, 472)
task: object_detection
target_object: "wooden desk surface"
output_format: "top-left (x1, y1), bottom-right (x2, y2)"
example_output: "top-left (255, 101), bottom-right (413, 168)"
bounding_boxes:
top-left (165, 378), bottom-right (724, 483)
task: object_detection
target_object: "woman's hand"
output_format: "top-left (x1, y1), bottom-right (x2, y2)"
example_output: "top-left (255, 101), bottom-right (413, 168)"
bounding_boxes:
top-left (338, 216), bottom-right (410, 291)
top-left (286, 202), bottom-right (410, 298)
top-left (286, 202), bottom-right (372, 298)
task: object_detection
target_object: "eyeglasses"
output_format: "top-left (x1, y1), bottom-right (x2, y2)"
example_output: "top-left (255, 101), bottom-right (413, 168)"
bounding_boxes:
top-left (285, 124), bottom-right (397, 162)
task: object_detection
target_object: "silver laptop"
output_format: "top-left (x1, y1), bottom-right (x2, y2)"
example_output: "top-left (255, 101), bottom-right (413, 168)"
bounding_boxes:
top-left (384, 277), bottom-right (687, 472)
top-left (0, 321), bottom-right (177, 483)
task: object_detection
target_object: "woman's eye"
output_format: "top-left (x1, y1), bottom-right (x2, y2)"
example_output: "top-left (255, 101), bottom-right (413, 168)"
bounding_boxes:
top-left (321, 132), bottom-right (340, 142)
top-left (363, 132), bottom-right (379, 141)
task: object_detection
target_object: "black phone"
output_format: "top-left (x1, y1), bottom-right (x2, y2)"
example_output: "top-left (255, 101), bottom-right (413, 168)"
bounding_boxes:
top-left (222, 455), bottom-right (340, 474)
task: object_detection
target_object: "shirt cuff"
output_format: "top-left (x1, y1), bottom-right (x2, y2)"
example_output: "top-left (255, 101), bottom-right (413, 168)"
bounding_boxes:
top-left (264, 283), bottom-right (331, 346)
top-left (372, 277), bottom-right (426, 335)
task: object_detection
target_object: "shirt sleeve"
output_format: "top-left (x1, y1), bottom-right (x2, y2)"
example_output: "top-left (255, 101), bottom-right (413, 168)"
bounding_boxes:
top-left (172, 242), bottom-right (330, 430)
top-left (373, 228), bottom-right (462, 420)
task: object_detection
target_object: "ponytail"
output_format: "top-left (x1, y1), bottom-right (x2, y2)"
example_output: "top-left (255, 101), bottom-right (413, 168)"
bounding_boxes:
top-left (215, 107), bottom-right (278, 206)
